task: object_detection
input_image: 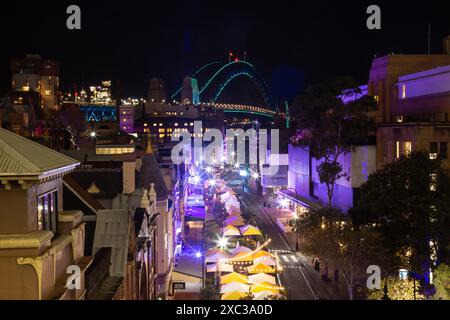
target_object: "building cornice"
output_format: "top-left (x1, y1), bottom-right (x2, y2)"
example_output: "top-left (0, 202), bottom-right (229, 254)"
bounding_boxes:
top-left (0, 231), bottom-right (53, 249)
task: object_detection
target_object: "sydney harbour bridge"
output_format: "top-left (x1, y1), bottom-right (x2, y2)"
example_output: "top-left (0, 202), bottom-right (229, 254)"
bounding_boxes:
top-left (72, 59), bottom-right (288, 128)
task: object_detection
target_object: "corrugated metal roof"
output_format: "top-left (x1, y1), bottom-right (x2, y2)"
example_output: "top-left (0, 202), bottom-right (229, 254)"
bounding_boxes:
top-left (93, 209), bottom-right (130, 277)
top-left (0, 128), bottom-right (79, 176)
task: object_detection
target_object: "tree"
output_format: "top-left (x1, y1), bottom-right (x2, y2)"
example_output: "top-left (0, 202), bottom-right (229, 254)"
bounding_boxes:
top-left (290, 77), bottom-right (375, 206)
top-left (297, 207), bottom-right (387, 300)
top-left (350, 152), bottom-right (450, 277)
top-left (288, 215), bottom-right (302, 251)
top-left (367, 276), bottom-right (424, 300)
top-left (433, 264), bottom-right (450, 300)
top-left (200, 281), bottom-right (220, 300)
top-left (264, 288), bottom-right (288, 300)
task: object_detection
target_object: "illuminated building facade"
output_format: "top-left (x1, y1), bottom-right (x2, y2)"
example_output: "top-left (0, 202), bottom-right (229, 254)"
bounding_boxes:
top-left (119, 104), bottom-right (135, 133)
top-left (368, 38), bottom-right (450, 169)
top-left (10, 54), bottom-right (60, 112)
top-left (0, 128), bottom-right (91, 300)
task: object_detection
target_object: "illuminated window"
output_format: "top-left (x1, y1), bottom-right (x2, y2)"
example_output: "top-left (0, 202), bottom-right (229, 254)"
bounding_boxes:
top-left (190, 122), bottom-right (194, 126)
top-left (374, 95), bottom-right (379, 102)
top-left (430, 142), bottom-right (438, 159)
top-left (401, 84), bottom-right (406, 99)
top-left (153, 123), bottom-right (157, 127)
top-left (403, 141), bottom-right (412, 155)
top-left (144, 123), bottom-right (148, 127)
top-left (159, 123), bottom-right (163, 126)
top-left (174, 123), bottom-right (178, 126)
top-left (396, 115), bottom-right (404, 123)
top-left (396, 141), bottom-right (400, 159)
top-left (37, 191), bottom-right (58, 234)
top-left (430, 173), bottom-right (438, 191)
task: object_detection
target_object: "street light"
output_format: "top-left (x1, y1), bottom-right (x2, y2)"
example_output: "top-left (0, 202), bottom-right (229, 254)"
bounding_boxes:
top-left (217, 237), bottom-right (228, 249)
top-left (251, 171), bottom-right (259, 180)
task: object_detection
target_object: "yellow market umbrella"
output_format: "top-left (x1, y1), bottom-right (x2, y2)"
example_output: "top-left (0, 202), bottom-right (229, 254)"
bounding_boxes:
top-left (247, 262), bottom-right (276, 274)
top-left (252, 250), bottom-right (275, 260)
top-left (248, 273), bottom-right (276, 285)
top-left (206, 262), bottom-right (234, 273)
top-left (221, 291), bottom-right (249, 300)
top-left (240, 225), bottom-right (262, 236)
top-left (231, 244), bottom-right (253, 255)
top-left (250, 282), bottom-right (281, 294)
top-left (222, 225), bottom-right (241, 237)
top-left (220, 282), bottom-right (250, 293)
top-left (221, 272), bottom-right (249, 284)
top-left (231, 251), bottom-right (254, 262)
top-left (254, 255), bottom-right (277, 266)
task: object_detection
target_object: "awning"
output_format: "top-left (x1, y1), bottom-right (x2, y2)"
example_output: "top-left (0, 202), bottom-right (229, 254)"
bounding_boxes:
top-left (248, 273), bottom-right (276, 285)
top-left (206, 262), bottom-right (234, 273)
top-left (222, 225), bottom-right (241, 237)
top-left (220, 282), bottom-right (250, 293)
top-left (247, 262), bottom-right (276, 274)
top-left (221, 291), bottom-right (249, 300)
top-left (220, 272), bottom-right (248, 284)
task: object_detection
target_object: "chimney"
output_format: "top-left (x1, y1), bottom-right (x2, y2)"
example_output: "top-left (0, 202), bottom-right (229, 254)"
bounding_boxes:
top-left (444, 35), bottom-right (450, 55)
top-left (123, 159), bottom-right (136, 194)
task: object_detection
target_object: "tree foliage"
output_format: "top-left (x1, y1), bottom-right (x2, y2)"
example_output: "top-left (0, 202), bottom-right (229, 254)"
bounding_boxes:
top-left (296, 207), bottom-right (387, 299)
top-left (433, 263), bottom-right (450, 300)
top-left (290, 76), bottom-right (375, 206)
top-left (200, 281), bottom-right (220, 300)
top-left (350, 152), bottom-right (450, 275)
top-left (367, 276), bottom-right (424, 300)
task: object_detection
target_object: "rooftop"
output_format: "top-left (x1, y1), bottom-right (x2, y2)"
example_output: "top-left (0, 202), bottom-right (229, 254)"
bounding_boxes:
top-left (0, 128), bottom-right (79, 178)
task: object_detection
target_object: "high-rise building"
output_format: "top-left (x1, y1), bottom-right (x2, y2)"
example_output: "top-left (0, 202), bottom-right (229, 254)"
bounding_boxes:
top-left (10, 54), bottom-right (60, 112)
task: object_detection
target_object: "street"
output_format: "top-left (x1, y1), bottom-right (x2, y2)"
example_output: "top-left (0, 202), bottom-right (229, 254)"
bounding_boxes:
top-left (223, 171), bottom-right (331, 300)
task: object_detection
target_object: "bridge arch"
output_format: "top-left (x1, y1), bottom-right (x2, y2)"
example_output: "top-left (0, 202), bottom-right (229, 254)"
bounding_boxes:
top-left (172, 61), bottom-right (277, 110)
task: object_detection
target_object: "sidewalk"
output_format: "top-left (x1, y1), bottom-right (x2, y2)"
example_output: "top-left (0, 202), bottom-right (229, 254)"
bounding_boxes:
top-left (173, 224), bottom-right (203, 300)
top-left (261, 201), bottom-right (349, 300)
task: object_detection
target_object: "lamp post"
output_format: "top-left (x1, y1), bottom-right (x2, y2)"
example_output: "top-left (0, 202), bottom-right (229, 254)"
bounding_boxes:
top-left (381, 278), bottom-right (390, 300)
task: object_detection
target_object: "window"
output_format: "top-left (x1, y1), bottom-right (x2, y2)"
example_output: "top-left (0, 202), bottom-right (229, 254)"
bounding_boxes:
top-left (44, 89), bottom-right (52, 96)
top-left (401, 84), bottom-right (406, 99)
top-left (403, 141), bottom-right (412, 155)
top-left (440, 142), bottom-right (448, 160)
top-left (430, 173), bottom-right (438, 191)
top-left (396, 141), bottom-right (400, 159)
top-left (430, 142), bottom-right (438, 159)
top-left (37, 191), bottom-right (58, 234)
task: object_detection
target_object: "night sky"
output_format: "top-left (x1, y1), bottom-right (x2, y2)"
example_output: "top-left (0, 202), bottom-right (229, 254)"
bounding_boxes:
top-left (0, 0), bottom-right (449, 103)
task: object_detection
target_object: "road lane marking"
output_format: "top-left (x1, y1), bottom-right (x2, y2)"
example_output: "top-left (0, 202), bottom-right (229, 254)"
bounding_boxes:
top-left (281, 255), bottom-right (290, 263)
top-left (291, 255), bottom-right (298, 263)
